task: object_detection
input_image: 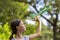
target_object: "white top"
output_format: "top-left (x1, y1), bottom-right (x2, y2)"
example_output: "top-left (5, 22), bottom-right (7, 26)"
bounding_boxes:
top-left (11, 36), bottom-right (29, 40)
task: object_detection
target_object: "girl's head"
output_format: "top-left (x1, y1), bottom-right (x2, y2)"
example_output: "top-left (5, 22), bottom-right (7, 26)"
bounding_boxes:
top-left (10, 19), bottom-right (26, 40)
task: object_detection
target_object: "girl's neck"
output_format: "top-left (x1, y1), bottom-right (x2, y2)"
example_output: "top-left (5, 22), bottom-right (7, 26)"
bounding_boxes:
top-left (15, 31), bottom-right (22, 38)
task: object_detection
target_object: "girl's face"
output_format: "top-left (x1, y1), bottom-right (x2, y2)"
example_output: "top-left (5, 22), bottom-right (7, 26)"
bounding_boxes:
top-left (16, 21), bottom-right (26, 33)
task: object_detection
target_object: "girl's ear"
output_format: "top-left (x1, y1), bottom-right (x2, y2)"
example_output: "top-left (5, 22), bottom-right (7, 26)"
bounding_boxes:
top-left (16, 26), bottom-right (19, 30)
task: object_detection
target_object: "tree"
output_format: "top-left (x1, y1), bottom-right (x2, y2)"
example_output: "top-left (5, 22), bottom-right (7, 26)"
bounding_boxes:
top-left (14, 0), bottom-right (60, 40)
top-left (0, 0), bottom-right (29, 25)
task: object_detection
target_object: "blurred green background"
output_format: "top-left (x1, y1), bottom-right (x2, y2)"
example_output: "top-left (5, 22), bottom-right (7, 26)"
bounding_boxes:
top-left (0, 0), bottom-right (60, 40)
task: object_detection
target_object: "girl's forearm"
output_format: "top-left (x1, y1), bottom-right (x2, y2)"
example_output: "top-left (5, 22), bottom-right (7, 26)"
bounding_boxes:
top-left (36, 20), bottom-right (41, 36)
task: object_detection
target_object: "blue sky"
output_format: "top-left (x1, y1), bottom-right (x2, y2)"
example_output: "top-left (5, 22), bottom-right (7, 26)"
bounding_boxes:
top-left (26, 0), bottom-right (60, 26)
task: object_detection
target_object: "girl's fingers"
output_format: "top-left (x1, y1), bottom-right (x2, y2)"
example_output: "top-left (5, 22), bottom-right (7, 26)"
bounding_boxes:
top-left (32, 16), bottom-right (40, 21)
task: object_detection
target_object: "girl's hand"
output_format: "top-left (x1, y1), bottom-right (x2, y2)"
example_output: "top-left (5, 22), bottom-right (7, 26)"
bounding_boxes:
top-left (32, 16), bottom-right (40, 22)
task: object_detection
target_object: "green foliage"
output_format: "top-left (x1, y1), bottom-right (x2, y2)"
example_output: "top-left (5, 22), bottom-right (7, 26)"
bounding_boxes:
top-left (0, 0), bottom-right (29, 24)
top-left (41, 25), bottom-right (53, 40)
top-left (0, 22), bottom-right (11, 40)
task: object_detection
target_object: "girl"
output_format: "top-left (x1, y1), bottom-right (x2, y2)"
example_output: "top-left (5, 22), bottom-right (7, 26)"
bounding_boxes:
top-left (9, 16), bottom-right (41, 40)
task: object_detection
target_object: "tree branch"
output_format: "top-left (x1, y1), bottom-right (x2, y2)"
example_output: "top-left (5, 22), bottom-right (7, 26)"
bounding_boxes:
top-left (14, 0), bottom-right (27, 3)
top-left (40, 15), bottom-right (54, 26)
top-left (32, 4), bottom-right (54, 26)
top-left (14, 0), bottom-right (32, 4)
top-left (53, 13), bottom-right (58, 29)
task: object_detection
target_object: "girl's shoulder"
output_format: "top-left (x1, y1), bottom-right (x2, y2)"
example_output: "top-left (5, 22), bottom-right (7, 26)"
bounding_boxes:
top-left (11, 38), bottom-right (17, 40)
top-left (11, 36), bottom-right (29, 40)
top-left (23, 36), bottom-right (29, 40)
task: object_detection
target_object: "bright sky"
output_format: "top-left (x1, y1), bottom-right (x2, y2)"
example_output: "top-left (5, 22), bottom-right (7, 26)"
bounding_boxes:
top-left (26, 0), bottom-right (60, 26)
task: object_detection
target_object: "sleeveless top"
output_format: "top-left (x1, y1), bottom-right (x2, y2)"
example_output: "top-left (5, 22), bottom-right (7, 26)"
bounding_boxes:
top-left (11, 36), bottom-right (29, 40)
